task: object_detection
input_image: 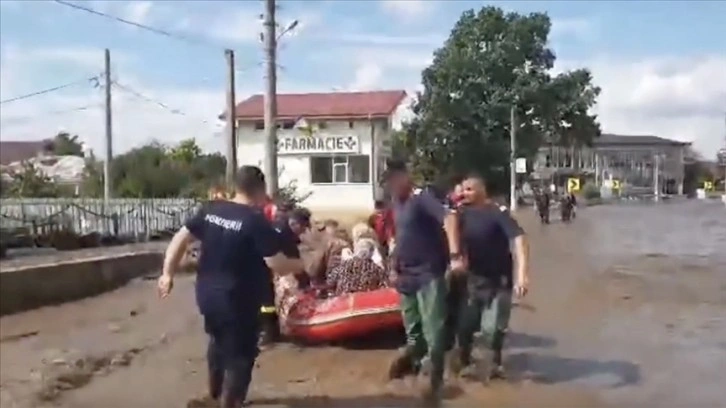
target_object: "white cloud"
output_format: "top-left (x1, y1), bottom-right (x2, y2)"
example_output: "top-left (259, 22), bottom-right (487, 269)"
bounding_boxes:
top-left (348, 63), bottom-right (384, 91)
top-left (551, 17), bottom-right (595, 39)
top-left (121, 1), bottom-right (153, 25)
top-left (555, 54), bottom-right (726, 156)
top-left (342, 45), bottom-right (724, 156)
top-left (380, 0), bottom-right (436, 21)
top-left (204, 9), bottom-right (264, 43)
top-left (0, 45), bottom-right (314, 155)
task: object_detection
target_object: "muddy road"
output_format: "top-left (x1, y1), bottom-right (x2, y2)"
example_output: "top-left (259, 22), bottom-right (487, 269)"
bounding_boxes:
top-left (1, 202), bottom-right (724, 407)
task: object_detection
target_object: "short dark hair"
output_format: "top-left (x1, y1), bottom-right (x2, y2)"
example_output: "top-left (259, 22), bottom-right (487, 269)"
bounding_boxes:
top-left (465, 172), bottom-right (488, 190)
top-left (382, 159), bottom-right (408, 183)
top-left (289, 207), bottom-right (311, 227)
top-left (234, 165), bottom-right (266, 195)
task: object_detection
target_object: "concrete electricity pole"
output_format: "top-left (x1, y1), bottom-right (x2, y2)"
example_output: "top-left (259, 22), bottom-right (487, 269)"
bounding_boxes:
top-left (263, 0), bottom-right (279, 197)
top-left (103, 48), bottom-right (113, 202)
top-left (509, 103), bottom-right (518, 211)
top-left (225, 49), bottom-right (237, 190)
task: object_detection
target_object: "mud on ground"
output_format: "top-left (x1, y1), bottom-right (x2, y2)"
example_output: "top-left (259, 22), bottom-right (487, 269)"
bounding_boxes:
top-left (1, 210), bottom-right (724, 408)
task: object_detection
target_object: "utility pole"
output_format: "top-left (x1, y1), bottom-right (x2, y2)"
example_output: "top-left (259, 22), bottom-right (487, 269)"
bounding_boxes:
top-left (225, 49), bottom-right (237, 190)
top-left (103, 48), bottom-right (113, 202)
top-left (509, 103), bottom-right (518, 211)
top-left (263, 0), bottom-right (279, 196)
top-left (653, 154), bottom-right (660, 202)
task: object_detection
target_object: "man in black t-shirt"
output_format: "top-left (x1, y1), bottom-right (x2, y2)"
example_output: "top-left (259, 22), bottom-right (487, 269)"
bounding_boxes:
top-left (157, 166), bottom-right (302, 408)
top-left (449, 173), bottom-right (530, 383)
top-left (259, 207), bottom-right (309, 347)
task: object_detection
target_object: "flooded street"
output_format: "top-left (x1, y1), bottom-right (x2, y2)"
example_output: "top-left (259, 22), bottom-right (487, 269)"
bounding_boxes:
top-left (1, 202), bottom-right (724, 407)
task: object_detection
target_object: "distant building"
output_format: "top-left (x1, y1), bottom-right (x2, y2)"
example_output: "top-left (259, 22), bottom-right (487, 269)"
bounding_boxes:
top-left (532, 134), bottom-right (690, 195)
top-left (0, 140), bottom-right (85, 190)
top-left (0, 140), bottom-right (54, 166)
top-left (232, 90), bottom-right (411, 211)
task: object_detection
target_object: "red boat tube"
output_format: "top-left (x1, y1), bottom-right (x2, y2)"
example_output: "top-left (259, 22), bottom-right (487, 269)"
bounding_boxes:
top-left (283, 288), bottom-right (402, 343)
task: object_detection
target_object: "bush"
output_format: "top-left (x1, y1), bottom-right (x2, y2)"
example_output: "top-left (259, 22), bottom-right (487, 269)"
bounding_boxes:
top-left (582, 183), bottom-right (600, 200)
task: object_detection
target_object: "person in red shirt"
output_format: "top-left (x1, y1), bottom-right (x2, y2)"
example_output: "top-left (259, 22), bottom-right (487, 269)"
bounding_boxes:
top-left (261, 195), bottom-right (276, 221)
top-left (368, 200), bottom-right (394, 256)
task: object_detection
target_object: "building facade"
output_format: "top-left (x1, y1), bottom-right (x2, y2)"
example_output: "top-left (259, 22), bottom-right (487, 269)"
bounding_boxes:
top-left (532, 134), bottom-right (691, 195)
top-left (234, 90), bottom-right (411, 211)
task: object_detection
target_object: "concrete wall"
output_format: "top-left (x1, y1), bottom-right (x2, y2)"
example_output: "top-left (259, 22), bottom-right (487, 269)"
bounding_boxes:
top-left (0, 252), bottom-right (162, 316)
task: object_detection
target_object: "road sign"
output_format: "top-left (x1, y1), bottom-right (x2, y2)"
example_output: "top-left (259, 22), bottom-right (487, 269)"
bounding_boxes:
top-left (515, 157), bottom-right (527, 174)
top-left (567, 178), bottom-right (580, 193)
top-left (704, 181), bottom-right (714, 191)
top-left (612, 180), bottom-right (621, 190)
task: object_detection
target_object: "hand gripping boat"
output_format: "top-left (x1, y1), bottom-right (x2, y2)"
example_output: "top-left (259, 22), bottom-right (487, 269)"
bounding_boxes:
top-left (283, 287), bottom-right (402, 343)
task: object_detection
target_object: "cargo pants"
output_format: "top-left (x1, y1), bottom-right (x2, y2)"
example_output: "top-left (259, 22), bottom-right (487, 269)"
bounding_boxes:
top-left (455, 282), bottom-right (513, 367)
top-left (399, 276), bottom-right (448, 390)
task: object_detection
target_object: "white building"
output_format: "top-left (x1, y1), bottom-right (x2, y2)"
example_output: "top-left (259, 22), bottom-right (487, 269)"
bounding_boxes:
top-left (234, 90), bottom-right (411, 212)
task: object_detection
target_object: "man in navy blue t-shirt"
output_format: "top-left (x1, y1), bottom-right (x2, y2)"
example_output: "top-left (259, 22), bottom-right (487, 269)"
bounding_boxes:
top-left (157, 166), bottom-right (302, 408)
top-left (384, 161), bottom-right (464, 404)
top-left (449, 173), bottom-right (530, 383)
top-left (259, 207), bottom-right (310, 346)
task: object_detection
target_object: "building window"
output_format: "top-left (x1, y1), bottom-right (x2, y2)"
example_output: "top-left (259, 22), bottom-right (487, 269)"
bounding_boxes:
top-left (254, 121), bottom-right (264, 130)
top-left (348, 121), bottom-right (355, 129)
top-left (318, 121), bottom-right (328, 130)
top-left (282, 121), bottom-right (295, 129)
top-left (380, 120), bottom-right (388, 131)
top-left (310, 155), bottom-right (370, 184)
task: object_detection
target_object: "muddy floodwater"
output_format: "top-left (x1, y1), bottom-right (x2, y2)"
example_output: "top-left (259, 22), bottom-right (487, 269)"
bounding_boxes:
top-left (1, 202), bottom-right (724, 408)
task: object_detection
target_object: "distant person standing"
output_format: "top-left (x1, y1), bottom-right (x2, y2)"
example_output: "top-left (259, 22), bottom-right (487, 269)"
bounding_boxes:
top-left (449, 173), bottom-right (530, 382)
top-left (384, 160), bottom-right (464, 405)
top-left (158, 166), bottom-right (302, 408)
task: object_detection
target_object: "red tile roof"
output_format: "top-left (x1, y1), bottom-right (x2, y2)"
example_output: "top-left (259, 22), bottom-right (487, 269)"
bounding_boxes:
top-left (0, 140), bottom-right (54, 165)
top-left (231, 90), bottom-right (407, 121)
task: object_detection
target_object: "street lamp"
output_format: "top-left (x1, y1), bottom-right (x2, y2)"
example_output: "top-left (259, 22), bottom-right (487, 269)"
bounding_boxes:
top-left (258, 19), bottom-right (299, 42)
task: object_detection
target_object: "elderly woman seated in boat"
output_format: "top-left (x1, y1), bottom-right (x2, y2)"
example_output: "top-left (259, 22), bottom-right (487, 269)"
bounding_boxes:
top-left (343, 223), bottom-right (385, 268)
top-left (325, 237), bottom-right (389, 297)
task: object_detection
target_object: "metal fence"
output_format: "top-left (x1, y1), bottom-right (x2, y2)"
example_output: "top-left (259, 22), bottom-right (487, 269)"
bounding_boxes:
top-left (0, 198), bottom-right (200, 237)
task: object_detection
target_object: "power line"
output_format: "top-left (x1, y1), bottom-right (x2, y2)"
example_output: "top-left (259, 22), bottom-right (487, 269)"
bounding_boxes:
top-left (0, 76), bottom-right (100, 105)
top-left (52, 0), bottom-right (222, 49)
top-left (111, 81), bottom-right (214, 125)
top-left (0, 104), bottom-right (103, 126)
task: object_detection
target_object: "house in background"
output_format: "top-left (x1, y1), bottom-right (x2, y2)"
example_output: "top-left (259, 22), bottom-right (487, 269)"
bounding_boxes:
top-left (232, 90), bottom-right (411, 211)
top-left (0, 140), bottom-right (55, 166)
top-left (0, 139), bottom-right (86, 191)
top-left (532, 134), bottom-right (690, 195)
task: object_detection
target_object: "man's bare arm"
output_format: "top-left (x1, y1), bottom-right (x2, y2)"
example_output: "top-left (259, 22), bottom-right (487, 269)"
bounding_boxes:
top-left (264, 254), bottom-right (304, 276)
top-left (512, 234), bottom-right (530, 286)
top-left (162, 227), bottom-right (195, 278)
top-left (443, 212), bottom-right (461, 255)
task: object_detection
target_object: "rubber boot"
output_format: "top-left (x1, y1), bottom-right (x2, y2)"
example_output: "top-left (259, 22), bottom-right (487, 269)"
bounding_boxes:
top-left (221, 357), bottom-right (255, 408)
top-left (388, 346), bottom-right (417, 379)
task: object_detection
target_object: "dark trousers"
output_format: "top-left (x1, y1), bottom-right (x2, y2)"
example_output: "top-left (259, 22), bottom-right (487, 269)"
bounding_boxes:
top-left (259, 277), bottom-right (280, 344)
top-left (203, 310), bottom-right (259, 406)
top-left (453, 284), bottom-right (513, 366)
top-left (445, 273), bottom-right (468, 351)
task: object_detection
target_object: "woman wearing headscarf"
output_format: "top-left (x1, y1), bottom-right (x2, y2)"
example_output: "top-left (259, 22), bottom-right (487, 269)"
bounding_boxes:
top-left (325, 237), bottom-right (389, 297)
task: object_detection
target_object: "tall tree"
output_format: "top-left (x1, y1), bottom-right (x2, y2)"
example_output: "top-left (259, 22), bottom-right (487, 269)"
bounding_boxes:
top-left (168, 138), bottom-right (202, 165)
top-left (52, 132), bottom-right (84, 156)
top-left (398, 7), bottom-right (601, 191)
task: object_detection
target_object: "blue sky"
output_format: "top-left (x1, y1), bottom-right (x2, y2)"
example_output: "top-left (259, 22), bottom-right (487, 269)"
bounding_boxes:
top-left (1, 0), bottom-right (724, 156)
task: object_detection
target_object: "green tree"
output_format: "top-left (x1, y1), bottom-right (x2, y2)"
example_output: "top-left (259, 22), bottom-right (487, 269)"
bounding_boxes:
top-left (398, 7), bottom-right (601, 191)
top-left (52, 132), bottom-right (84, 156)
top-left (168, 138), bottom-right (202, 165)
top-left (7, 162), bottom-right (59, 197)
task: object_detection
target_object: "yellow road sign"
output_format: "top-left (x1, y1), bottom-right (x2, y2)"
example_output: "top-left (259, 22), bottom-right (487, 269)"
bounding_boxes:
top-left (567, 178), bottom-right (580, 193)
top-left (704, 181), bottom-right (714, 191)
top-left (612, 180), bottom-right (621, 190)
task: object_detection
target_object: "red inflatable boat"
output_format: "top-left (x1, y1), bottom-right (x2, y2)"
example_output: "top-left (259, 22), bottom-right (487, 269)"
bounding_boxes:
top-left (284, 287), bottom-right (402, 342)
